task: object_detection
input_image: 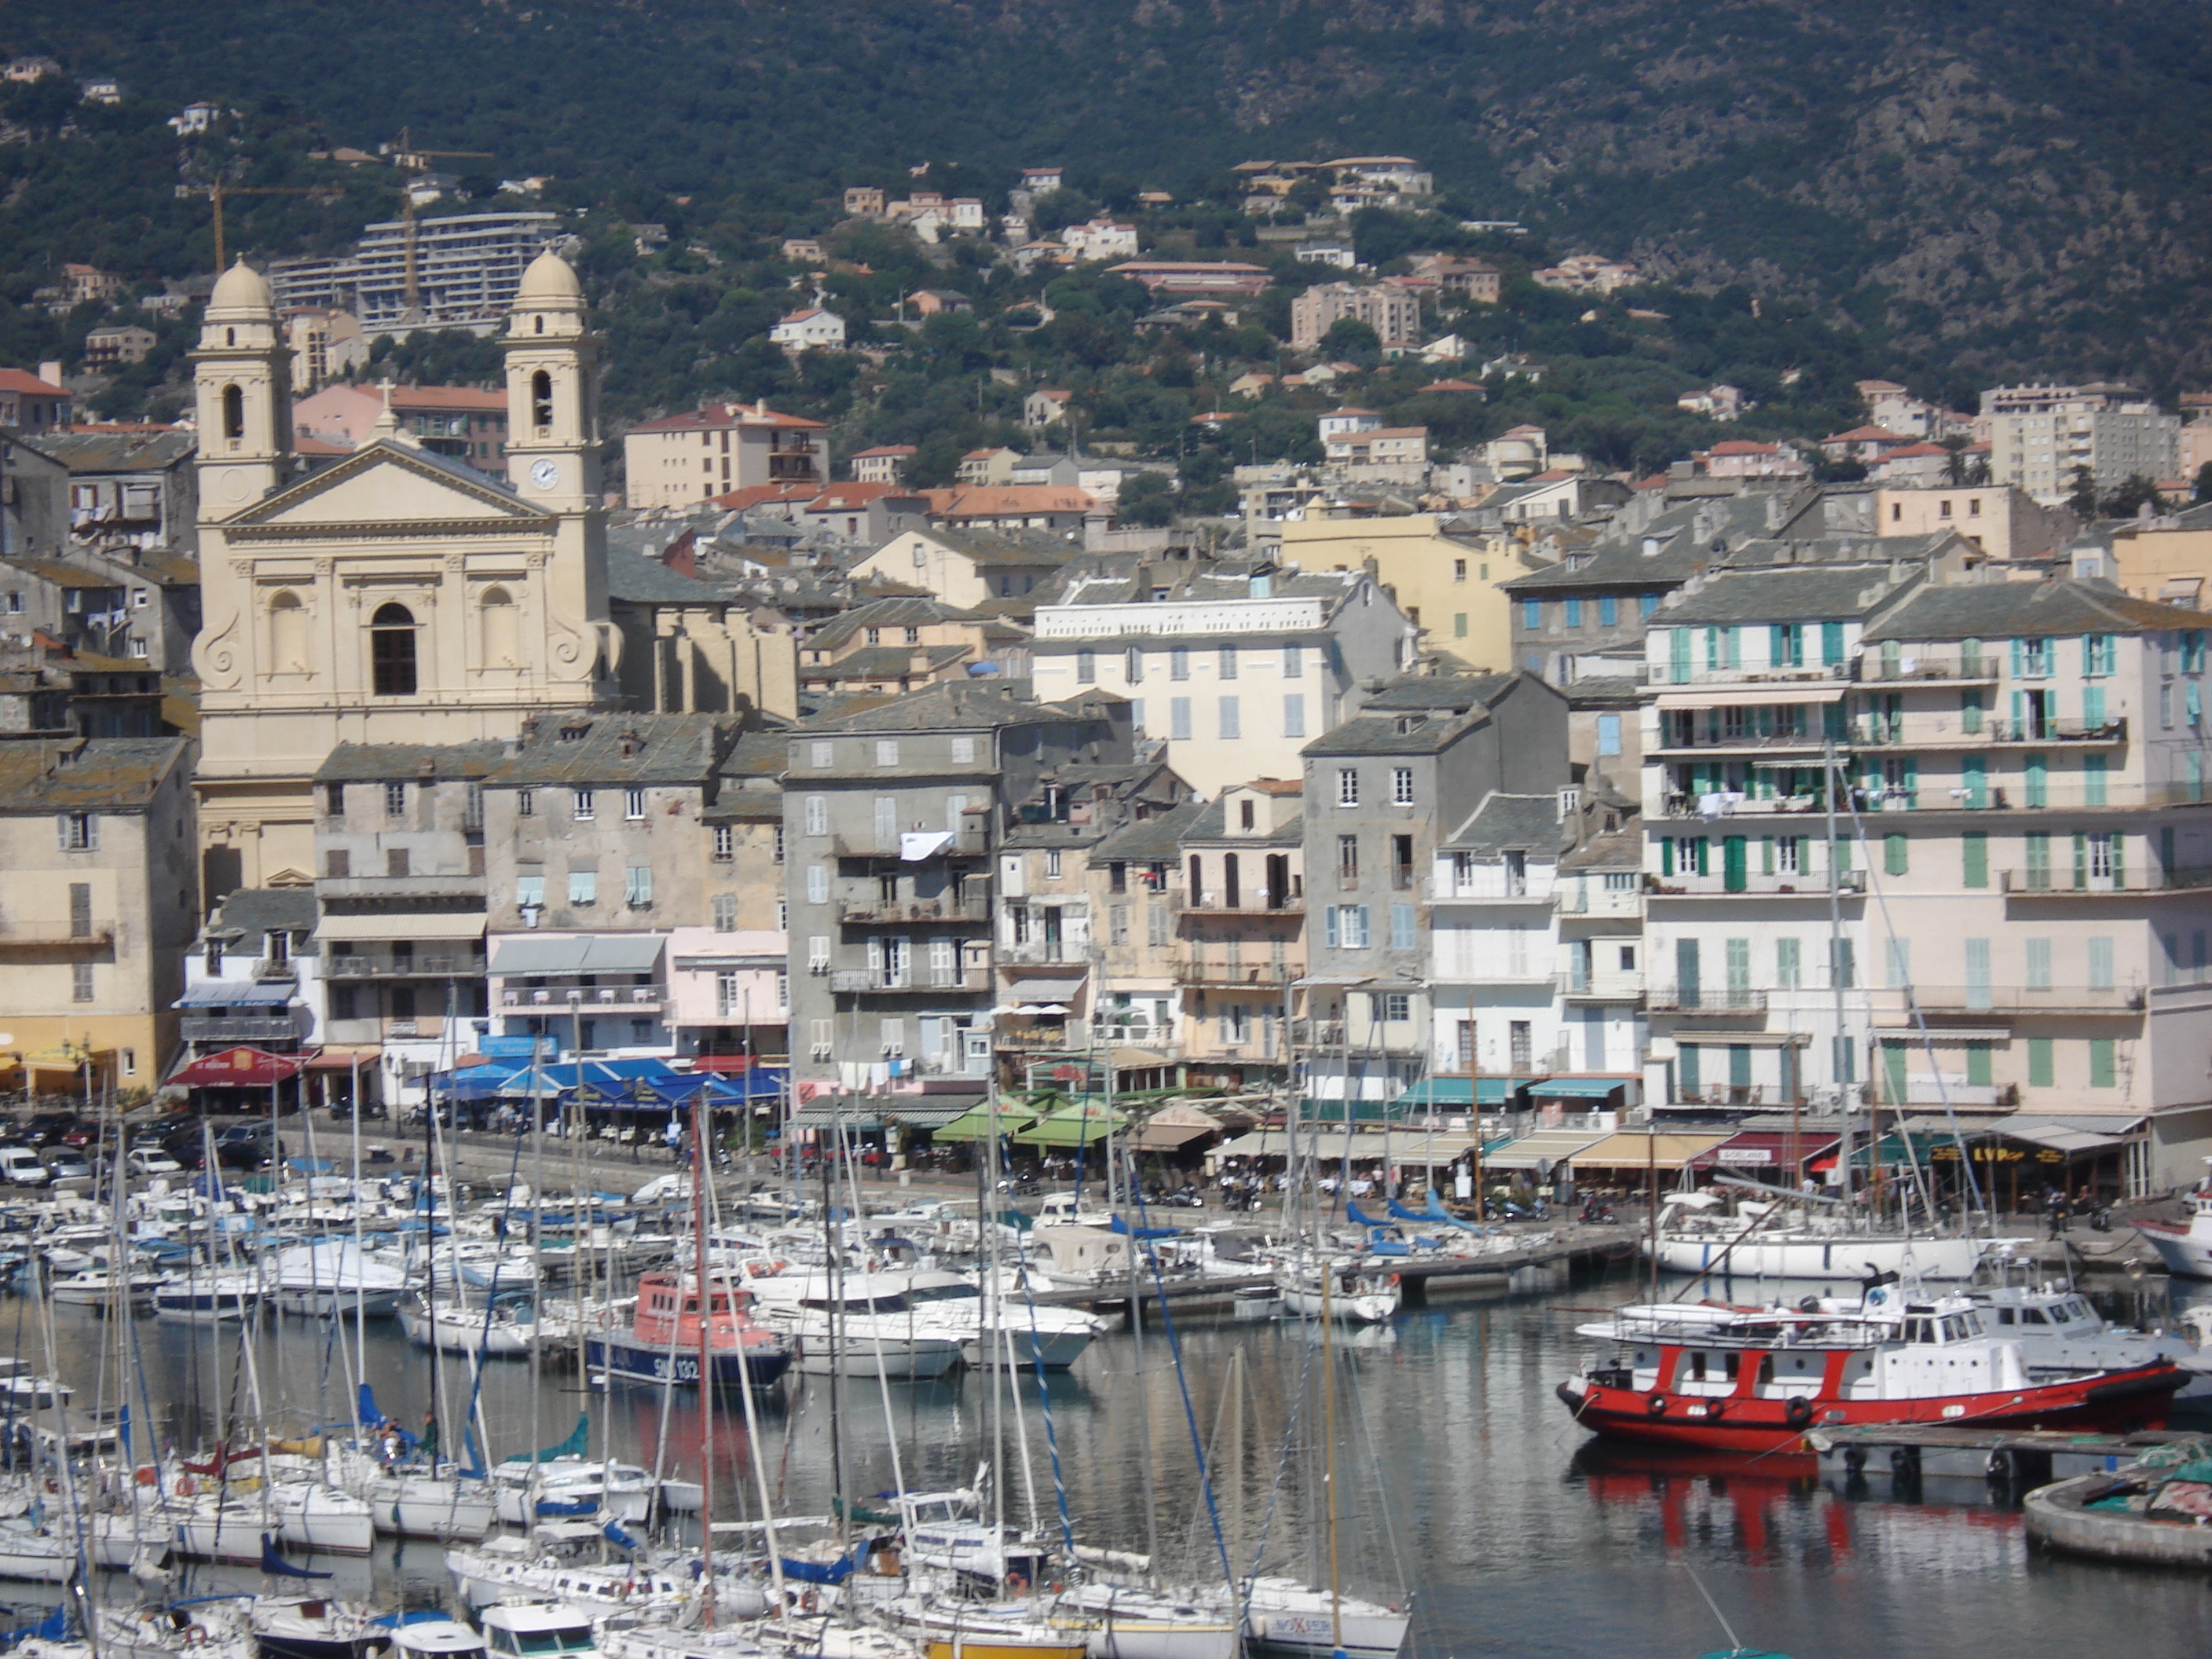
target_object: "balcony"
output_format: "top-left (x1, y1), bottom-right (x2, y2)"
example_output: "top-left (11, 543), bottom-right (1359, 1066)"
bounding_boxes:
top-left (1557, 882), bottom-right (1644, 919)
top-left (1862, 656), bottom-right (1999, 683)
top-left (836, 895), bottom-right (992, 925)
top-left (1557, 971), bottom-right (1646, 1003)
top-left (1650, 731), bottom-right (1828, 757)
top-left (1646, 872), bottom-right (1863, 899)
top-left (1648, 986), bottom-right (1768, 1016)
top-left (0, 923), bottom-right (114, 950)
top-left (1295, 1019), bottom-right (1345, 1048)
top-left (1174, 956), bottom-right (1301, 987)
top-left (997, 1020), bottom-right (1087, 1053)
top-left (826, 969), bottom-right (974, 994)
top-left (1172, 888), bottom-right (1303, 914)
top-left (500, 984), bottom-right (665, 1010)
top-left (1429, 876), bottom-right (1553, 904)
top-left (1872, 984), bottom-right (2147, 1019)
top-left (316, 874), bottom-right (486, 899)
top-left (1999, 867), bottom-right (2212, 895)
top-left (1649, 663), bottom-right (1858, 688)
top-left (1855, 717), bottom-right (2127, 749)
top-left (251, 957), bottom-right (297, 982)
top-left (181, 1016), bottom-right (303, 1043)
top-left (833, 822), bottom-right (989, 860)
top-left (326, 954), bottom-right (485, 979)
top-left (1672, 1086), bottom-right (1796, 1108)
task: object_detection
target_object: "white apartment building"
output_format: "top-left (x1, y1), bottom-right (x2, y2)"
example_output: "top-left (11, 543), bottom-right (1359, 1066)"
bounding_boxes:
top-left (1983, 384), bottom-right (2181, 506)
top-left (350, 211), bottom-right (563, 336)
top-left (1291, 283), bottom-right (1422, 351)
top-left (622, 401), bottom-right (828, 508)
top-left (1027, 567), bottom-right (1416, 795)
top-left (1639, 560), bottom-right (2212, 1190)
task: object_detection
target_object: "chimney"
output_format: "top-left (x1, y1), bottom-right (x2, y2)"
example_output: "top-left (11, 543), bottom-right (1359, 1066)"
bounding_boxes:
top-left (38, 361), bottom-right (62, 390)
top-left (1764, 493), bottom-right (1785, 531)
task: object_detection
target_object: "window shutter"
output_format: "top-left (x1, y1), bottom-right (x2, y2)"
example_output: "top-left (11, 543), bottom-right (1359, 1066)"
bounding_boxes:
top-left (54, 815), bottom-right (67, 849)
top-left (2009, 637), bottom-right (2023, 678)
top-left (1324, 906), bottom-right (1340, 950)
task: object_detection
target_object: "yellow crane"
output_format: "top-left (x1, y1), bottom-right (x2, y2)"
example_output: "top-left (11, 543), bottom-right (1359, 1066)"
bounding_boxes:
top-left (182, 182), bottom-right (321, 271)
top-left (389, 129), bottom-right (493, 317)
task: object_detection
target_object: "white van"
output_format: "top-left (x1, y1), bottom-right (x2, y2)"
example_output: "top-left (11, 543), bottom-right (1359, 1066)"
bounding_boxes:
top-left (0, 1148), bottom-right (50, 1186)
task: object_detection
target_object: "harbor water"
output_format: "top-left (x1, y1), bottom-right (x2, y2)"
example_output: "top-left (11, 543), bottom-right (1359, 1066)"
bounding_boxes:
top-left (26, 1259), bottom-right (2212, 1659)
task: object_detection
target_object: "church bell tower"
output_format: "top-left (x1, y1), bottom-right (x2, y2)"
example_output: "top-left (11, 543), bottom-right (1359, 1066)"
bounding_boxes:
top-left (192, 259), bottom-right (292, 514)
top-left (504, 249), bottom-right (601, 513)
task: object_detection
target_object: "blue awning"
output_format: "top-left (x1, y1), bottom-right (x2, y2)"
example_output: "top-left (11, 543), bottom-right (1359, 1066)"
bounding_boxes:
top-left (1529, 1076), bottom-right (1630, 1099)
top-left (174, 982), bottom-right (294, 1008)
top-left (1393, 1078), bottom-right (1527, 1106)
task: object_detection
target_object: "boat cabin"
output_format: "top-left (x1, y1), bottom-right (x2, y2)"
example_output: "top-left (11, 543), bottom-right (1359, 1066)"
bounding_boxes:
top-left (479, 1602), bottom-right (596, 1657)
top-left (632, 1271), bottom-right (760, 1346)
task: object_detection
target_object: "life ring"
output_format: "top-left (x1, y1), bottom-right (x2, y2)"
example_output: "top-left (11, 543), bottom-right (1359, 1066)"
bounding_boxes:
top-left (176, 1476), bottom-right (196, 1496)
top-left (184, 1629), bottom-right (207, 1646)
top-left (1646, 1394), bottom-right (1668, 1417)
top-left (1785, 1395), bottom-right (1814, 1427)
top-left (1705, 1400), bottom-right (1724, 1420)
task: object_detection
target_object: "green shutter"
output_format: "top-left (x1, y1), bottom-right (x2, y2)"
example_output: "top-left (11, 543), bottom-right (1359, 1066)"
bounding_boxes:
top-left (1832, 836), bottom-right (1851, 875)
top-left (1961, 831), bottom-right (1988, 888)
top-left (2089, 1039), bottom-right (2116, 1090)
top-left (1965, 1044), bottom-right (1992, 1088)
top-left (1661, 837), bottom-right (1675, 877)
top-left (1961, 753), bottom-right (1987, 808)
top-left (2027, 1038), bottom-right (2054, 1089)
top-left (1884, 833), bottom-right (1908, 876)
top-left (1881, 1041), bottom-right (1906, 1106)
top-left (1723, 835), bottom-right (1748, 892)
top-left (2073, 830), bottom-right (2089, 890)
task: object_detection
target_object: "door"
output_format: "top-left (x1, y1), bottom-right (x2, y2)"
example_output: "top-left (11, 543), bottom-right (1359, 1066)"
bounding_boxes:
top-left (1722, 835), bottom-right (1748, 893)
top-left (1041, 907), bottom-right (1063, 961)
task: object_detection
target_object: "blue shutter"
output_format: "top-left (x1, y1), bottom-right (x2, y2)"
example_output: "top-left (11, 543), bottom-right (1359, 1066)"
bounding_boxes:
top-left (1324, 906), bottom-right (1340, 950)
top-left (2009, 637), bottom-right (2023, 678)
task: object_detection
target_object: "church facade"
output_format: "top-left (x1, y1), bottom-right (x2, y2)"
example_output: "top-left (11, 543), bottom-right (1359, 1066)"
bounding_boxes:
top-left (190, 251), bottom-right (621, 892)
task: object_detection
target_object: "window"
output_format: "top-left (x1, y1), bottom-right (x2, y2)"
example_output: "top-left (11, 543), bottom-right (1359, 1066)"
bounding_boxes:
top-left (1337, 768), bottom-right (1360, 807)
top-left (2027, 1037), bottom-right (2056, 1088)
top-left (71, 961), bottom-right (93, 1002)
top-left (568, 870), bottom-right (597, 906)
top-left (1961, 831), bottom-right (1988, 888)
top-left (59, 813), bottom-right (94, 851)
top-left (325, 848), bottom-right (351, 879)
top-left (1125, 646), bottom-right (1144, 683)
top-left (1381, 991), bottom-right (1412, 1022)
top-left (1219, 644), bottom-right (1238, 680)
top-left (1077, 650), bottom-right (1096, 685)
top-left (2089, 1038), bottom-right (2117, 1090)
top-left (385, 847), bottom-right (411, 878)
top-left (1326, 903), bottom-right (1370, 949)
top-left (516, 873), bottom-right (544, 908)
top-left (775, 899), bottom-right (787, 931)
top-left (874, 740), bottom-right (899, 767)
top-left (803, 795), bottom-right (828, 837)
top-left (67, 883), bottom-right (90, 939)
top-left (1597, 714), bottom-right (1621, 757)
top-left (709, 824), bottom-right (736, 861)
top-left (1283, 644), bottom-right (1302, 678)
top-left (572, 789), bottom-right (595, 821)
top-left (379, 781), bottom-right (406, 822)
top-left (712, 894), bottom-right (737, 932)
top-left (1218, 697), bottom-right (1240, 740)
top-left (1884, 833), bottom-right (1908, 877)
top-left (1390, 903), bottom-right (1415, 950)
top-left (1109, 904), bottom-right (1130, 946)
top-left (1829, 937), bottom-right (1855, 990)
top-left (1521, 598), bottom-right (1541, 631)
top-left (1775, 938), bottom-right (1800, 990)
top-left (806, 865), bottom-right (828, 904)
top-left (1453, 559), bottom-right (1468, 584)
top-left (1563, 598), bottom-right (1582, 630)
top-left (2087, 936), bottom-right (2115, 991)
top-left (950, 735), bottom-right (976, 764)
top-left (369, 603), bottom-right (417, 697)
top-left (1599, 595), bottom-right (1618, 628)
top-left (811, 741), bottom-right (833, 768)
top-left (1170, 698), bottom-right (1192, 741)
top-left (1337, 835), bottom-right (1360, 883)
top-left (1171, 645), bottom-right (1190, 681)
top-left (1640, 592), bottom-right (1659, 618)
top-left (517, 789), bottom-right (534, 818)
top-left (1148, 903), bottom-right (1170, 947)
top-left (624, 787), bottom-right (647, 820)
top-left (1283, 694), bottom-right (1306, 738)
top-left (625, 865), bottom-right (654, 908)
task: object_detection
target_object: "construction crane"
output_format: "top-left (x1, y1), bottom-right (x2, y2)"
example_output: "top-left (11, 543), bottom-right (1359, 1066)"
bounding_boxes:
top-left (181, 182), bottom-right (320, 271)
top-left (389, 128), bottom-right (493, 320)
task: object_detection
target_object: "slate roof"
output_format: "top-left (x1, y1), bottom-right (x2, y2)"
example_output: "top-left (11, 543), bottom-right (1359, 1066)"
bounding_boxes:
top-left (24, 430), bottom-right (196, 473)
top-left (915, 526), bottom-right (1080, 567)
top-left (1181, 794), bottom-right (1305, 844)
top-left (489, 713), bottom-right (735, 786)
top-left (1661, 566), bottom-right (1916, 627)
top-left (804, 644), bottom-right (973, 682)
top-left (1301, 706), bottom-right (1485, 758)
top-left (1358, 668), bottom-right (1519, 713)
top-left (314, 741), bottom-right (505, 783)
top-left (1443, 791), bottom-right (1569, 854)
top-left (0, 737), bottom-right (187, 811)
top-left (205, 887), bottom-right (319, 941)
top-left (1090, 798), bottom-right (1207, 861)
top-left (807, 595), bottom-right (1006, 651)
top-left (1500, 493), bottom-right (1795, 593)
top-left (1861, 577), bottom-right (2212, 643)
top-left (799, 679), bottom-right (1079, 735)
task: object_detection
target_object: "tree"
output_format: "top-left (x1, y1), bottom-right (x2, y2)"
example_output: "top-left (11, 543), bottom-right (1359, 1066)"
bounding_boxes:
top-left (1115, 471), bottom-right (1174, 527)
top-left (2194, 461), bottom-right (2212, 504)
top-left (2101, 473), bottom-right (2165, 518)
top-left (1318, 317), bottom-right (1380, 363)
top-left (2066, 464), bottom-right (2102, 520)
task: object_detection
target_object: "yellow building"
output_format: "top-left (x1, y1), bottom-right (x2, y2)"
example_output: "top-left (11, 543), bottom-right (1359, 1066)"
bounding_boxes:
top-left (190, 252), bottom-right (621, 895)
top-left (1275, 515), bottom-right (1533, 672)
top-left (0, 737), bottom-right (198, 1093)
top-left (2104, 508), bottom-right (2212, 606)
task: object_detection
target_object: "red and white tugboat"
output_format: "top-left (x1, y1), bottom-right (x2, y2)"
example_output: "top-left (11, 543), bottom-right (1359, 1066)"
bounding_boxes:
top-left (1558, 1296), bottom-right (2187, 1452)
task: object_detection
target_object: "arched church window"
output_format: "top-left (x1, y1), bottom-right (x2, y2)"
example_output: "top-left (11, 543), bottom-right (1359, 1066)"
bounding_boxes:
top-left (370, 602), bottom-right (418, 697)
top-left (269, 589), bottom-right (307, 672)
top-left (532, 370), bottom-right (554, 433)
top-left (222, 383), bottom-right (245, 441)
top-left (534, 314), bottom-right (544, 335)
top-left (479, 585), bottom-right (518, 667)
top-left (225, 328), bottom-right (236, 348)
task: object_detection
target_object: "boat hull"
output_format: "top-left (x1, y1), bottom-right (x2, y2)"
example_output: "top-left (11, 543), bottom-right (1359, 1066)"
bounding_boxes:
top-left (1557, 1362), bottom-right (2186, 1453)
top-left (960, 1328), bottom-right (1094, 1372)
top-left (1275, 1286), bottom-right (1400, 1324)
top-left (2133, 1221), bottom-right (2212, 1279)
top-left (357, 1480), bottom-right (497, 1540)
top-left (273, 1286), bottom-right (407, 1318)
top-left (585, 1337), bottom-right (792, 1390)
top-left (792, 1335), bottom-right (961, 1380)
top-left (396, 1304), bottom-right (537, 1357)
top-left (921, 1639), bottom-right (1087, 1659)
top-left (1243, 1610), bottom-right (1407, 1659)
top-left (1646, 1233), bottom-right (1999, 1281)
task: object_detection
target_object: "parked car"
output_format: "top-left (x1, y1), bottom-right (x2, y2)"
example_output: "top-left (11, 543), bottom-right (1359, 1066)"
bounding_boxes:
top-left (166, 1125), bottom-right (278, 1170)
top-left (20, 1114), bottom-right (74, 1148)
top-left (126, 1147), bottom-right (184, 1177)
top-left (0, 1148), bottom-right (51, 1185)
top-left (37, 1148), bottom-right (90, 1182)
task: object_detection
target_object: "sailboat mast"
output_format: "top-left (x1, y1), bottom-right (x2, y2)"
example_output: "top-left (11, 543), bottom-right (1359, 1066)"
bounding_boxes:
top-left (692, 1086), bottom-right (716, 1628)
top-left (1320, 1269), bottom-right (1342, 1654)
top-left (1825, 740), bottom-right (1854, 1203)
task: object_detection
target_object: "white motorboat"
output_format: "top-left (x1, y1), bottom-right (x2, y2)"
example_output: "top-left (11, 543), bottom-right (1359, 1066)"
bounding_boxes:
top-left (750, 1268), bottom-right (1102, 1372)
top-left (1060, 1586), bottom-right (1240, 1659)
top-left (444, 1525), bottom-right (698, 1613)
top-left (1240, 1578), bottom-right (1410, 1659)
top-left (153, 1272), bottom-right (262, 1320)
top-left (397, 1293), bottom-right (569, 1357)
top-left (489, 1456), bottom-right (654, 1525)
top-left (1647, 1192), bottom-right (2018, 1281)
top-left (478, 1603), bottom-right (598, 1659)
top-left (2134, 1180), bottom-right (2212, 1278)
top-left (267, 1240), bottom-right (414, 1317)
top-left (247, 1598), bottom-right (395, 1659)
top-left (388, 1620), bottom-right (487, 1659)
top-left (48, 1266), bottom-right (167, 1308)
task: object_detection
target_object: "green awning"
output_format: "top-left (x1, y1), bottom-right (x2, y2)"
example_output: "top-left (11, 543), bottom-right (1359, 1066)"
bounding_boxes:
top-left (928, 1104), bottom-right (1039, 1142)
top-left (1013, 1104), bottom-right (1130, 1147)
top-left (1529, 1077), bottom-right (1631, 1099)
top-left (1392, 1078), bottom-right (1525, 1107)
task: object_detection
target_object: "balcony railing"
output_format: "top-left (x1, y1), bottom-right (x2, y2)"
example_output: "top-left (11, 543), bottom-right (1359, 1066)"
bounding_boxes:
top-left (1862, 656), bottom-right (1998, 683)
top-left (1173, 957), bottom-right (1302, 987)
top-left (827, 969), bottom-right (973, 994)
top-left (1557, 972), bottom-right (1646, 1002)
top-left (1999, 867), bottom-right (2212, 895)
top-left (1646, 872), bottom-right (1863, 898)
top-left (1651, 730), bottom-right (1827, 756)
top-left (833, 823), bottom-right (989, 860)
top-left (500, 985), bottom-right (665, 1009)
top-left (1649, 663), bottom-right (1858, 687)
top-left (317, 874), bottom-right (487, 899)
top-left (1873, 983), bottom-right (2147, 1016)
top-left (251, 957), bottom-right (297, 982)
top-left (1855, 717), bottom-right (2126, 748)
top-left (182, 1016), bottom-right (302, 1043)
top-left (1673, 1086), bottom-right (1796, 1108)
top-left (1172, 889), bottom-right (1303, 914)
top-left (997, 1021), bottom-right (1087, 1053)
top-left (326, 954), bottom-right (483, 978)
top-left (1648, 986), bottom-right (1768, 1015)
top-left (1665, 779), bottom-right (2199, 817)
top-left (1428, 877), bottom-right (1553, 903)
top-left (836, 895), bottom-right (991, 925)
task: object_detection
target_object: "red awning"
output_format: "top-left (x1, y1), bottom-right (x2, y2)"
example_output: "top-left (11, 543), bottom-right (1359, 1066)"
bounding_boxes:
top-left (1693, 1130), bottom-right (1839, 1172)
top-left (169, 1047), bottom-right (306, 1087)
top-left (690, 1054), bottom-right (759, 1074)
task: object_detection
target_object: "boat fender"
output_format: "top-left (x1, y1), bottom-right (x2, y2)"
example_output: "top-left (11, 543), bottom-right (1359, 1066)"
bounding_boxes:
top-left (801, 1590), bottom-right (819, 1615)
top-left (1646, 1394), bottom-right (1668, 1417)
top-left (1705, 1400), bottom-right (1723, 1419)
top-left (1785, 1396), bottom-right (1814, 1427)
top-left (1797, 1296), bottom-right (1819, 1313)
top-left (1866, 1287), bottom-right (1887, 1307)
top-left (135, 1467), bottom-right (156, 1487)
